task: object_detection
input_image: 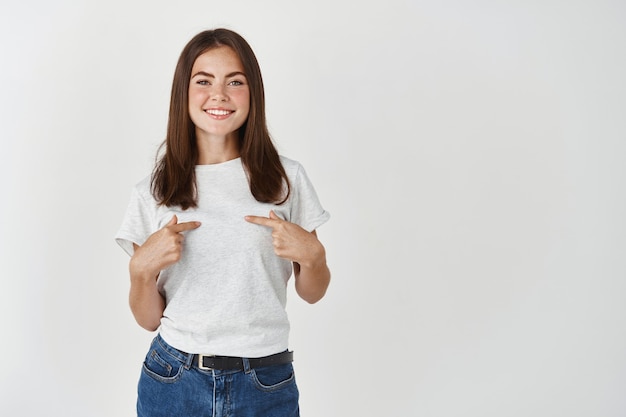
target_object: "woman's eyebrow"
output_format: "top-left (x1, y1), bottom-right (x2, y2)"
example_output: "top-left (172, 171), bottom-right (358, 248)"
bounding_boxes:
top-left (191, 71), bottom-right (246, 78)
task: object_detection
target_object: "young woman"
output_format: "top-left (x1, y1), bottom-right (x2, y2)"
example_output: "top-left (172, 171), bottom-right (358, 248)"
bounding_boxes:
top-left (115, 28), bottom-right (330, 417)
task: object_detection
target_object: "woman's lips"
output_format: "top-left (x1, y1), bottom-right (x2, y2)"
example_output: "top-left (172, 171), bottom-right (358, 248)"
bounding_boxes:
top-left (205, 108), bottom-right (234, 119)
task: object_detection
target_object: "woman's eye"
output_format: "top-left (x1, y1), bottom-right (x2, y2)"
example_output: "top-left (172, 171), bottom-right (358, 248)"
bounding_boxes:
top-left (197, 80), bottom-right (209, 85)
top-left (229, 80), bottom-right (243, 86)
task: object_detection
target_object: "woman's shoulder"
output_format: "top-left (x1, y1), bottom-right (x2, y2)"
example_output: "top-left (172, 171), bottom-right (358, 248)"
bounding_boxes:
top-left (133, 174), bottom-right (151, 189)
top-left (279, 155), bottom-right (304, 176)
top-left (130, 174), bottom-right (154, 201)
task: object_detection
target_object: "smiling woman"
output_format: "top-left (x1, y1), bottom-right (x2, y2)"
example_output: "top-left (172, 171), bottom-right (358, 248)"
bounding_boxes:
top-left (115, 28), bottom-right (330, 417)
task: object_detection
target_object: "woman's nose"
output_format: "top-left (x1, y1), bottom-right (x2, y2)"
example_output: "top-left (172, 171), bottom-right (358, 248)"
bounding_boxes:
top-left (210, 85), bottom-right (228, 101)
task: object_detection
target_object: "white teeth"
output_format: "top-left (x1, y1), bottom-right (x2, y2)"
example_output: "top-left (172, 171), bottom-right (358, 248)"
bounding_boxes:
top-left (206, 109), bottom-right (231, 116)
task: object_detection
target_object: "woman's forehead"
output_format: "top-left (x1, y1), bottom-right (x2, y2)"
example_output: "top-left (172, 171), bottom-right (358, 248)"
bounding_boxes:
top-left (192, 46), bottom-right (244, 74)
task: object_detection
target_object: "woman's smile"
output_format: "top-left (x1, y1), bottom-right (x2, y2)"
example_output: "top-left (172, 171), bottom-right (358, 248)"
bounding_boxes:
top-left (205, 107), bottom-right (235, 119)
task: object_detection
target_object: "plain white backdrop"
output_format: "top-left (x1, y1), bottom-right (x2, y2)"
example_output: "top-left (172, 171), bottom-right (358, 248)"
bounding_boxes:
top-left (1, 0), bottom-right (625, 415)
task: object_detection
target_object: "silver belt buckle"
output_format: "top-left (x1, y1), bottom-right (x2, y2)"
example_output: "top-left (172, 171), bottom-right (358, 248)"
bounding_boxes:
top-left (198, 354), bottom-right (216, 370)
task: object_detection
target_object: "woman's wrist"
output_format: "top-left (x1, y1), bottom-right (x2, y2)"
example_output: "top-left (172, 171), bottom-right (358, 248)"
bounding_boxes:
top-left (129, 256), bottom-right (158, 284)
top-left (299, 242), bottom-right (327, 271)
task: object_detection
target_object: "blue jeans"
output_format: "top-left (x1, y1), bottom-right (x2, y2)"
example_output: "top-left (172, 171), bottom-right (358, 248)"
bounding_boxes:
top-left (137, 334), bottom-right (300, 417)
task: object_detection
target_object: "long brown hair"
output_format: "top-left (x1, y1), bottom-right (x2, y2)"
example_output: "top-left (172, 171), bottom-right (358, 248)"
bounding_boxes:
top-left (151, 28), bottom-right (290, 209)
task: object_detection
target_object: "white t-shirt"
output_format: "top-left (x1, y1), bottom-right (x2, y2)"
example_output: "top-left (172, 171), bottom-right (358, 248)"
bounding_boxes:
top-left (115, 156), bottom-right (329, 357)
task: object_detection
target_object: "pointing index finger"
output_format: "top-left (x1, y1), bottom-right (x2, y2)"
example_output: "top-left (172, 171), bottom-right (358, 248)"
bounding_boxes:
top-left (171, 221), bottom-right (202, 232)
top-left (244, 215), bottom-right (279, 228)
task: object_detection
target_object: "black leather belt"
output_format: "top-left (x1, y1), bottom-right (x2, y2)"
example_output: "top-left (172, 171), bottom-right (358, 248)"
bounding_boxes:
top-left (194, 351), bottom-right (293, 371)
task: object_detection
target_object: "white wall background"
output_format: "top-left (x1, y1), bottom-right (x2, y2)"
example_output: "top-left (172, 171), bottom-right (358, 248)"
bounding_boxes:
top-left (1, 0), bottom-right (625, 416)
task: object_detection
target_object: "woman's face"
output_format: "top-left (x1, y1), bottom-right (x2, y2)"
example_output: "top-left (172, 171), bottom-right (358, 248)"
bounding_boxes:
top-left (188, 46), bottom-right (250, 142)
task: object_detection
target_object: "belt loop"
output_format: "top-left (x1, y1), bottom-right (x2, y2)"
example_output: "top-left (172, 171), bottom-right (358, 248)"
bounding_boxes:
top-left (184, 352), bottom-right (194, 369)
top-left (242, 357), bottom-right (252, 374)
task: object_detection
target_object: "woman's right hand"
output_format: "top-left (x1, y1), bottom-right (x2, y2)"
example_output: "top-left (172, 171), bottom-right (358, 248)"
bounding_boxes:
top-left (130, 215), bottom-right (201, 280)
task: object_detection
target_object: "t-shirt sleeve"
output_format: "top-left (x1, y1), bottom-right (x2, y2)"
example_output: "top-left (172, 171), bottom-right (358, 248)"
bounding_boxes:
top-left (289, 163), bottom-right (330, 232)
top-left (115, 184), bottom-right (156, 257)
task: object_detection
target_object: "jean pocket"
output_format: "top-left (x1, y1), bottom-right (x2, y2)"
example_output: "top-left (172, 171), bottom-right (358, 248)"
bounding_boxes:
top-left (250, 363), bottom-right (296, 392)
top-left (142, 348), bottom-right (184, 383)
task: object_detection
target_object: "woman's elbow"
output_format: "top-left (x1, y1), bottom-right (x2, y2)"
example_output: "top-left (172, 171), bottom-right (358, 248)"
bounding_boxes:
top-left (297, 286), bottom-right (328, 304)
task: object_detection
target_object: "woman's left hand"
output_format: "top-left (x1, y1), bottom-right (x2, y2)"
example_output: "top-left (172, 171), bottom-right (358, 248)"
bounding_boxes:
top-left (245, 210), bottom-right (324, 268)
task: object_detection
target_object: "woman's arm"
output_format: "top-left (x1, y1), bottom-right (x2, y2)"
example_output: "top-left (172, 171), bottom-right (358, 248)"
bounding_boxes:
top-left (292, 230), bottom-right (331, 304)
top-left (128, 215), bottom-right (201, 331)
top-left (129, 244), bottom-right (166, 331)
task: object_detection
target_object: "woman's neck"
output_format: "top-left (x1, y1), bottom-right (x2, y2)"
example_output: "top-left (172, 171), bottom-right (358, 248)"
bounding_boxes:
top-left (195, 132), bottom-right (240, 165)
